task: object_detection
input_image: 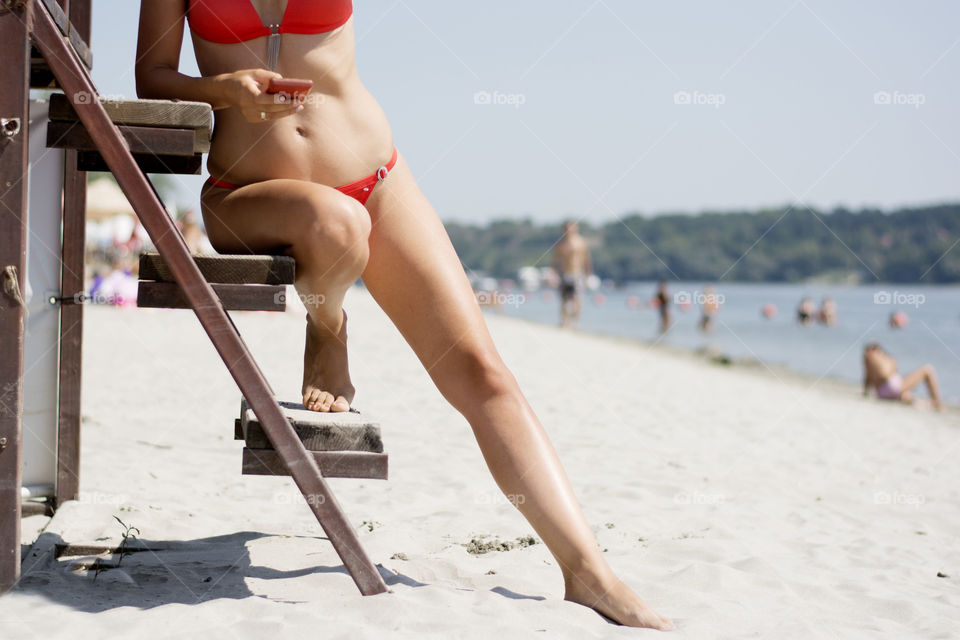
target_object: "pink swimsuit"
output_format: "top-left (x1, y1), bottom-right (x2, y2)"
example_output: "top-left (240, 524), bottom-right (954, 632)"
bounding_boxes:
top-left (876, 373), bottom-right (903, 400)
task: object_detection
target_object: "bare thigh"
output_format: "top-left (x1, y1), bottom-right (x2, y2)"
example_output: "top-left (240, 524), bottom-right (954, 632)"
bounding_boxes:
top-left (200, 179), bottom-right (370, 259)
top-left (361, 156), bottom-right (505, 390)
top-left (900, 365), bottom-right (932, 393)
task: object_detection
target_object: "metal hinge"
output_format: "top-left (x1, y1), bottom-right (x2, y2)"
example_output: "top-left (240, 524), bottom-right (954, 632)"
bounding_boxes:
top-left (48, 293), bottom-right (88, 306)
top-left (1, 117), bottom-right (21, 140)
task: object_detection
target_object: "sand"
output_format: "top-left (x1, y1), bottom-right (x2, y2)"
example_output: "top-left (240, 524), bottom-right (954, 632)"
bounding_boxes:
top-left (3, 287), bottom-right (959, 639)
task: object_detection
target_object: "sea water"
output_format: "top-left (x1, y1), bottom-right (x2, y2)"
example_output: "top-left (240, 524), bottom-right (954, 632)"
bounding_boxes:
top-left (494, 282), bottom-right (960, 405)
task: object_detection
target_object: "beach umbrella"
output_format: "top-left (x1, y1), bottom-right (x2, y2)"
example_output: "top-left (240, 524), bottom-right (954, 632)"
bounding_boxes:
top-left (85, 178), bottom-right (135, 221)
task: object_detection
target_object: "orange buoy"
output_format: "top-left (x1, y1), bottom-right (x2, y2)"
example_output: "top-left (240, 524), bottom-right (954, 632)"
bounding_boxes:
top-left (762, 303), bottom-right (777, 319)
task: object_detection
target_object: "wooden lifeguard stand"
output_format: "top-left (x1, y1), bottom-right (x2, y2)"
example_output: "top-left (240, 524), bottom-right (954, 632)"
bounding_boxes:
top-left (1, 0), bottom-right (388, 596)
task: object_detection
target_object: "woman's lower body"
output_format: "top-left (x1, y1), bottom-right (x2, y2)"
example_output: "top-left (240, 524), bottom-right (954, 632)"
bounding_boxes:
top-left (877, 367), bottom-right (943, 409)
top-left (199, 151), bottom-right (673, 629)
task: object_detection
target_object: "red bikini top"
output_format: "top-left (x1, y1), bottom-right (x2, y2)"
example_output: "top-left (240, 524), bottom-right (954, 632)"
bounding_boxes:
top-left (187, 0), bottom-right (353, 44)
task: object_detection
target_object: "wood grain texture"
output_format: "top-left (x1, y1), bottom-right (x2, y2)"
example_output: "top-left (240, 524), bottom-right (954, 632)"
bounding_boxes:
top-left (49, 93), bottom-right (210, 134)
top-left (241, 399), bottom-right (384, 453)
top-left (47, 121), bottom-right (198, 156)
top-left (39, 0), bottom-right (92, 68)
top-left (48, 93), bottom-right (211, 153)
top-left (139, 252), bottom-right (296, 286)
top-left (136, 281), bottom-right (287, 312)
top-left (0, 0), bottom-right (31, 596)
top-left (56, 150), bottom-right (85, 505)
top-left (242, 448), bottom-right (388, 480)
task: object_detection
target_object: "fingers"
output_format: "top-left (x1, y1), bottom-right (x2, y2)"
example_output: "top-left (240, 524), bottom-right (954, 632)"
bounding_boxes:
top-left (248, 68), bottom-right (283, 84)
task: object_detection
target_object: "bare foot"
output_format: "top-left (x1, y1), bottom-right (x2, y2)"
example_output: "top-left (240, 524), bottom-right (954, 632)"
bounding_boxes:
top-left (302, 310), bottom-right (355, 412)
top-left (565, 572), bottom-right (673, 631)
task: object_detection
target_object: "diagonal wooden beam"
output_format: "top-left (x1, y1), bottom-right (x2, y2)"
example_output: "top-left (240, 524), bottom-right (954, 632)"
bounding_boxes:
top-left (30, 0), bottom-right (388, 595)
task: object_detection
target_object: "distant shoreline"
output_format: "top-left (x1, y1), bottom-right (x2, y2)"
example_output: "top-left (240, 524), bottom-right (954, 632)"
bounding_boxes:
top-left (484, 308), bottom-right (958, 413)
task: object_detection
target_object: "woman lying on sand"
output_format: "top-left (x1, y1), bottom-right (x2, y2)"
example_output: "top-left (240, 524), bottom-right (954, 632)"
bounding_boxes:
top-left (135, 1), bottom-right (671, 630)
top-left (863, 343), bottom-right (943, 410)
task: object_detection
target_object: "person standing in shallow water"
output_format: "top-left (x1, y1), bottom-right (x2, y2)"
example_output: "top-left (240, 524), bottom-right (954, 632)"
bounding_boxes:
top-left (552, 220), bottom-right (592, 329)
top-left (699, 286), bottom-right (720, 333)
top-left (135, 1), bottom-right (671, 630)
top-left (655, 280), bottom-right (671, 333)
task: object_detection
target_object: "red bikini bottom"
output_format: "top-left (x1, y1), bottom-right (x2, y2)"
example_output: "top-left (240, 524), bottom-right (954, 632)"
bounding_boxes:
top-left (204, 147), bottom-right (398, 206)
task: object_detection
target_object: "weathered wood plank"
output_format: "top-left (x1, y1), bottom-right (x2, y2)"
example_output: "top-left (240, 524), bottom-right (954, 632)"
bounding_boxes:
top-left (56, 149), bottom-right (85, 506)
top-left (137, 282), bottom-right (287, 312)
top-left (241, 398), bottom-right (383, 452)
top-left (68, 0), bottom-right (92, 43)
top-left (242, 448), bottom-right (388, 480)
top-left (75, 151), bottom-right (202, 174)
top-left (139, 252), bottom-right (296, 286)
top-left (33, 0), bottom-right (388, 595)
top-left (48, 92), bottom-right (211, 130)
top-left (47, 121), bottom-right (197, 156)
top-left (0, 0), bottom-right (31, 596)
top-left (39, 0), bottom-right (92, 68)
top-left (48, 93), bottom-right (211, 153)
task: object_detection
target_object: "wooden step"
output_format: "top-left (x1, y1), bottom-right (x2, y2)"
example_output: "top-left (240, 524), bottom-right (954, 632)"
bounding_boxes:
top-left (136, 281), bottom-right (287, 312)
top-left (242, 448), bottom-right (388, 480)
top-left (48, 93), bottom-right (212, 152)
top-left (137, 252), bottom-right (296, 312)
top-left (47, 121), bottom-right (198, 157)
top-left (239, 398), bottom-right (383, 453)
top-left (46, 93), bottom-right (212, 175)
top-left (139, 252), bottom-right (295, 286)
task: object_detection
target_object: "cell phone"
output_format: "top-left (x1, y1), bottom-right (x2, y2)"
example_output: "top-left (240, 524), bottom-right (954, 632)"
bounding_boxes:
top-left (265, 78), bottom-right (314, 103)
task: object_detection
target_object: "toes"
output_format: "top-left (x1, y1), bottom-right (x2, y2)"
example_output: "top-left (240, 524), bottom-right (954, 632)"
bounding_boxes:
top-left (303, 389), bottom-right (320, 411)
top-left (317, 391), bottom-right (334, 412)
top-left (331, 396), bottom-right (350, 412)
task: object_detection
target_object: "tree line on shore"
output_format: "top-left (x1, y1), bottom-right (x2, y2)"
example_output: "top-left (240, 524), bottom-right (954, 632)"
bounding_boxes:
top-left (444, 203), bottom-right (960, 284)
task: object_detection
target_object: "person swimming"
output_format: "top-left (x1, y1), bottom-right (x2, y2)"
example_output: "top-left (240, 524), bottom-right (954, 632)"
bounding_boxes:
top-left (862, 343), bottom-right (943, 410)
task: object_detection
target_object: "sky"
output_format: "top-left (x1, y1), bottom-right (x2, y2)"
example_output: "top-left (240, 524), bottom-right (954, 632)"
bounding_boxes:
top-left (88, 0), bottom-right (960, 223)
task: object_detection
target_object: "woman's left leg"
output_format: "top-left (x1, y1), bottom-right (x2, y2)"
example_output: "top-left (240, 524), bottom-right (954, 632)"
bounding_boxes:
top-left (361, 155), bottom-right (672, 630)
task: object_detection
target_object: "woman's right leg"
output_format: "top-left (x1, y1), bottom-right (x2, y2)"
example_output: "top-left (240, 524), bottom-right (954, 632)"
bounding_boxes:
top-left (200, 179), bottom-right (371, 412)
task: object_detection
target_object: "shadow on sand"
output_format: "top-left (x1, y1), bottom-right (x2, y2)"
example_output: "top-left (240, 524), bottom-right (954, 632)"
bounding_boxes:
top-left (16, 531), bottom-right (426, 611)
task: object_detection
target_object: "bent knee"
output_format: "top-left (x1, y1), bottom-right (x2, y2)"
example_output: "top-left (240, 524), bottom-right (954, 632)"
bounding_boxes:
top-left (302, 190), bottom-right (371, 251)
top-left (437, 347), bottom-right (518, 408)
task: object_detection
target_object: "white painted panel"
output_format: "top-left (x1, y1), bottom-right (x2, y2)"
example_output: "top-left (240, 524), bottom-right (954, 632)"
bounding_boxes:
top-left (22, 98), bottom-right (64, 493)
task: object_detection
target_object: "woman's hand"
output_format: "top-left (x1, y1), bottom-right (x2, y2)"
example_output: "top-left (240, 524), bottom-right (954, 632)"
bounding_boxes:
top-left (214, 69), bottom-right (303, 122)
